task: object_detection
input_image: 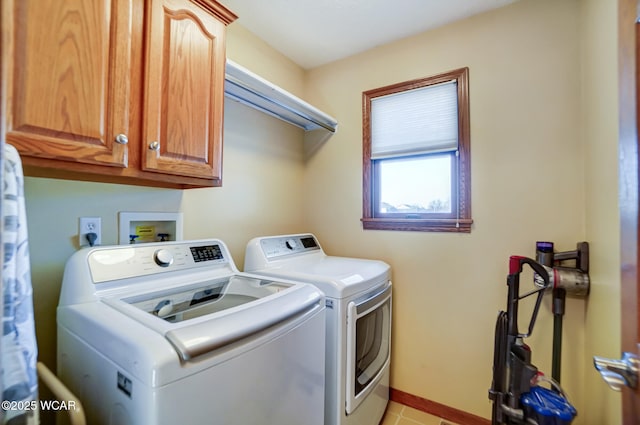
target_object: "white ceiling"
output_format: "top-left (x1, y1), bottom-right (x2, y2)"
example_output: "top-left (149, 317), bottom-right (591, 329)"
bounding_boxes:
top-left (222, 0), bottom-right (521, 69)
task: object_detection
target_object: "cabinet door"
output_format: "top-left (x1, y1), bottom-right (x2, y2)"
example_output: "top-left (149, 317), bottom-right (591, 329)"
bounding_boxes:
top-left (142, 0), bottom-right (227, 181)
top-left (3, 0), bottom-right (132, 167)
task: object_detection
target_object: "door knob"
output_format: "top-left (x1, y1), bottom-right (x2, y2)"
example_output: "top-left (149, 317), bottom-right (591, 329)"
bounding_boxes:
top-left (593, 352), bottom-right (639, 391)
top-left (149, 141), bottom-right (160, 151)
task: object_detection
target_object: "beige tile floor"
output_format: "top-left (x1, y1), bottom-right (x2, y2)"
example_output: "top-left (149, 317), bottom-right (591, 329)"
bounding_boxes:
top-left (380, 401), bottom-right (460, 425)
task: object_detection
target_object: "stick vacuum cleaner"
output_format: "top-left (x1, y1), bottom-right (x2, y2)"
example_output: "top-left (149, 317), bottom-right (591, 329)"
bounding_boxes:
top-left (488, 243), bottom-right (589, 425)
top-left (534, 242), bottom-right (589, 384)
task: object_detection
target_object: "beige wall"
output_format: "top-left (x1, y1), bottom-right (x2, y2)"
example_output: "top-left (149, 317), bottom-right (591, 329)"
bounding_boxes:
top-left (226, 24), bottom-right (306, 99)
top-left (304, 0), bottom-right (594, 420)
top-left (581, 0), bottom-right (622, 423)
top-left (180, 99), bottom-right (307, 268)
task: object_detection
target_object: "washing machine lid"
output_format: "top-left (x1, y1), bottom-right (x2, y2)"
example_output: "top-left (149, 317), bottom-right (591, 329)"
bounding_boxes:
top-left (103, 274), bottom-right (322, 361)
top-left (248, 255), bottom-right (390, 299)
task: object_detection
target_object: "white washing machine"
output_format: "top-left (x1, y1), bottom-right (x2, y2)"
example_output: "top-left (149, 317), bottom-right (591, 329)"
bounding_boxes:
top-left (244, 233), bottom-right (391, 425)
top-left (57, 239), bottom-right (326, 425)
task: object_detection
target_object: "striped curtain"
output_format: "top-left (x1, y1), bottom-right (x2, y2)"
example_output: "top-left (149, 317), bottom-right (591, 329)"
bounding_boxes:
top-left (2, 144), bottom-right (39, 425)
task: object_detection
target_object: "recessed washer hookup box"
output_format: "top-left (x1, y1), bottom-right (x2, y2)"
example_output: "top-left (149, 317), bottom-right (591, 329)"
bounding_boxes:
top-left (119, 212), bottom-right (183, 244)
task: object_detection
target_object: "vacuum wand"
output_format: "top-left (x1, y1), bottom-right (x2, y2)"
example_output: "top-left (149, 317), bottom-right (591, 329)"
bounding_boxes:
top-left (535, 242), bottom-right (590, 383)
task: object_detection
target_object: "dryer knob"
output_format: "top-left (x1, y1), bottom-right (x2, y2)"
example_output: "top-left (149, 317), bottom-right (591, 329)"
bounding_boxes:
top-left (154, 249), bottom-right (174, 267)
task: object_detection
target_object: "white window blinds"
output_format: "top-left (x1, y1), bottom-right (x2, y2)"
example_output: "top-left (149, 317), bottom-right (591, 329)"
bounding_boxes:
top-left (370, 80), bottom-right (458, 159)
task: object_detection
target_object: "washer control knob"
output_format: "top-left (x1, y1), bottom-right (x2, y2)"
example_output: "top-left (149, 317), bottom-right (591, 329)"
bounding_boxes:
top-left (285, 239), bottom-right (298, 250)
top-left (154, 249), bottom-right (174, 267)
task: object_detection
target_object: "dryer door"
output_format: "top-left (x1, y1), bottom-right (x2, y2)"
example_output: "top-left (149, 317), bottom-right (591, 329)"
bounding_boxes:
top-left (345, 282), bottom-right (392, 414)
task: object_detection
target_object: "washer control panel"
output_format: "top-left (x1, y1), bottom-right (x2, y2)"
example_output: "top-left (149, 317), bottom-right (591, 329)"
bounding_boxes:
top-left (88, 241), bottom-right (228, 283)
top-left (260, 234), bottom-right (321, 259)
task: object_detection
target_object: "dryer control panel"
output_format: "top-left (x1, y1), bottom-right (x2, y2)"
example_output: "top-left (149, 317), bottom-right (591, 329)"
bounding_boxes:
top-left (259, 234), bottom-right (321, 259)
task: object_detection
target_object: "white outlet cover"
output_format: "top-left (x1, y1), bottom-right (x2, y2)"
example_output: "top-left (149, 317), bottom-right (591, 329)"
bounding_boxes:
top-left (79, 217), bottom-right (102, 247)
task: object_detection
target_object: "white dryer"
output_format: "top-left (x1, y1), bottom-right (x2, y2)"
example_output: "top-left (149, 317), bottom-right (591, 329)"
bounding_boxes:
top-left (244, 233), bottom-right (391, 425)
top-left (57, 239), bottom-right (326, 425)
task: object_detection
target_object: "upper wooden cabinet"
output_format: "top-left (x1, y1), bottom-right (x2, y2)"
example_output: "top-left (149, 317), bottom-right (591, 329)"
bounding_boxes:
top-left (3, 0), bottom-right (132, 168)
top-left (1, 0), bottom-right (236, 188)
top-left (143, 0), bottom-right (228, 180)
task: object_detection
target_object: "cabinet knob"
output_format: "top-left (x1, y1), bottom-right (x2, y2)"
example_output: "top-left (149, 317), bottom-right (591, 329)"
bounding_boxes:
top-left (149, 141), bottom-right (160, 151)
top-left (115, 134), bottom-right (129, 145)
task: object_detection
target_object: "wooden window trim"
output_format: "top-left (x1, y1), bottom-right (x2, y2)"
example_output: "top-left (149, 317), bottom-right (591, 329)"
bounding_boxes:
top-left (361, 67), bottom-right (472, 233)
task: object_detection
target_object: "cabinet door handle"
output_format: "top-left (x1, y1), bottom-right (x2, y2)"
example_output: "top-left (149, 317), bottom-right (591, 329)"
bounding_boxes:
top-left (115, 134), bottom-right (129, 145)
top-left (149, 141), bottom-right (160, 151)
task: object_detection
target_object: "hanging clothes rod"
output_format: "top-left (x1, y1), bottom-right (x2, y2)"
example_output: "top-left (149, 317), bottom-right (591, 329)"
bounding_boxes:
top-left (224, 59), bottom-right (338, 133)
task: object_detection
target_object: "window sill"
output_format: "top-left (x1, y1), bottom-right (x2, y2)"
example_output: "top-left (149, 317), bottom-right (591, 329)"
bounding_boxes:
top-left (361, 218), bottom-right (473, 233)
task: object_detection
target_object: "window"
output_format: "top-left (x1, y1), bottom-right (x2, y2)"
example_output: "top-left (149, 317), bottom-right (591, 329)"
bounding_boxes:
top-left (362, 68), bottom-right (472, 232)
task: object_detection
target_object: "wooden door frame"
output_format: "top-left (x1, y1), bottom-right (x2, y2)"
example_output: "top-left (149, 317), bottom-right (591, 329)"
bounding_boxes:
top-left (619, 0), bottom-right (640, 422)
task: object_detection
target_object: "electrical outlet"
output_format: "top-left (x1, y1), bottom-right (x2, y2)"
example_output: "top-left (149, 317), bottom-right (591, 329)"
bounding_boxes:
top-left (79, 217), bottom-right (102, 247)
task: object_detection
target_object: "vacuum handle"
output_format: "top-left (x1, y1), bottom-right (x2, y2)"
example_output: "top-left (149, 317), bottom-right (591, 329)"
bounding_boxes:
top-left (507, 256), bottom-right (550, 338)
top-left (509, 255), bottom-right (550, 287)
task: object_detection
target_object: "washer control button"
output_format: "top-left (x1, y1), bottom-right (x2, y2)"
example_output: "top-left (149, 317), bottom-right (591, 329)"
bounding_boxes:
top-left (154, 249), bottom-right (174, 267)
